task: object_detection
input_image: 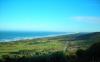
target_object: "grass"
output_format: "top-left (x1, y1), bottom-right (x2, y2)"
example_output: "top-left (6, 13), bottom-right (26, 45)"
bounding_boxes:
top-left (0, 37), bottom-right (94, 58)
top-left (0, 33), bottom-right (99, 62)
top-left (0, 38), bottom-right (65, 58)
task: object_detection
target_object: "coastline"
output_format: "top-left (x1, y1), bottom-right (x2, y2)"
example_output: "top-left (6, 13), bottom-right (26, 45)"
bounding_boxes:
top-left (0, 33), bottom-right (73, 42)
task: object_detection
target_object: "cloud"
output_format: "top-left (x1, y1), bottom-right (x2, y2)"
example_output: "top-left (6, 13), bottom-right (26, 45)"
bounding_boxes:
top-left (72, 16), bottom-right (100, 24)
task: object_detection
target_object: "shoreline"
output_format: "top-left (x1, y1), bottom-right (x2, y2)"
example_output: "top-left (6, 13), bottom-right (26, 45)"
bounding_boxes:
top-left (0, 33), bottom-right (73, 42)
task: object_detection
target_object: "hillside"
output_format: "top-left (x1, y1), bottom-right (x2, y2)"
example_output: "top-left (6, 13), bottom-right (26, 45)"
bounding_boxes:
top-left (0, 32), bottom-right (100, 62)
top-left (74, 32), bottom-right (100, 41)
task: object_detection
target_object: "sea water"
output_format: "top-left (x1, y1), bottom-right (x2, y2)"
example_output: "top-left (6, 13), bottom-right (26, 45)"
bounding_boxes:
top-left (0, 31), bottom-right (68, 42)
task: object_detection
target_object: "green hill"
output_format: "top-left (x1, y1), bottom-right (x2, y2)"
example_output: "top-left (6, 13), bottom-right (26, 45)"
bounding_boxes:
top-left (0, 32), bottom-right (100, 62)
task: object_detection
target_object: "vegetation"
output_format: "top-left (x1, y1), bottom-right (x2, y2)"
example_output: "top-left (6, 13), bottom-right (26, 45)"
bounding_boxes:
top-left (0, 32), bottom-right (100, 62)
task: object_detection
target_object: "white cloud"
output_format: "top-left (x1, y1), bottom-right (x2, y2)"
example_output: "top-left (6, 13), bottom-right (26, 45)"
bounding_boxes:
top-left (72, 16), bottom-right (100, 24)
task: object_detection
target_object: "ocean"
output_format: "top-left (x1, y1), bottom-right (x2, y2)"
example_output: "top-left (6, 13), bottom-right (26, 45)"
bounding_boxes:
top-left (0, 31), bottom-right (68, 42)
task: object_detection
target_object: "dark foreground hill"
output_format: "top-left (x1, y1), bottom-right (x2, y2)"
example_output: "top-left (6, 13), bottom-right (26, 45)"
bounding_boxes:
top-left (75, 42), bottom-right (100, 62)
top-left (0, 32), bottom-right (100, 62)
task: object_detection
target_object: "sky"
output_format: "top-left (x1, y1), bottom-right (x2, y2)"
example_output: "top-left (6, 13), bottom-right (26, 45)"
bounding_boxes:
top-left (0, 0), bottom-right (100, 32)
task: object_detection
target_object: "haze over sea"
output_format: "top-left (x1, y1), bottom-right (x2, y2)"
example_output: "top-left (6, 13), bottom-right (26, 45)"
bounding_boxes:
top-left (0, 31), bottom-right (70, 42)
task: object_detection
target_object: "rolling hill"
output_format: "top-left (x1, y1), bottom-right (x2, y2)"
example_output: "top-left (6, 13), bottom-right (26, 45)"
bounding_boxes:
top-left (0, 32), bottom-right (100, 62)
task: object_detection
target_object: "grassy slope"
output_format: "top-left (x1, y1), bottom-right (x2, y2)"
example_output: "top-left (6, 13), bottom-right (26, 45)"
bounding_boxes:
top-left (0, 32), bottom-right (100, 59)
top-left (0, 38), bottom-right (65, 58)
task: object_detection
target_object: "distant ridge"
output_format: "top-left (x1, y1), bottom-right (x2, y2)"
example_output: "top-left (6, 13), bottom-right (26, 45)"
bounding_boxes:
top-left (51, 32), bottom-right (100, 41)
top-left (74, 32), bottom-right (100, 41)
